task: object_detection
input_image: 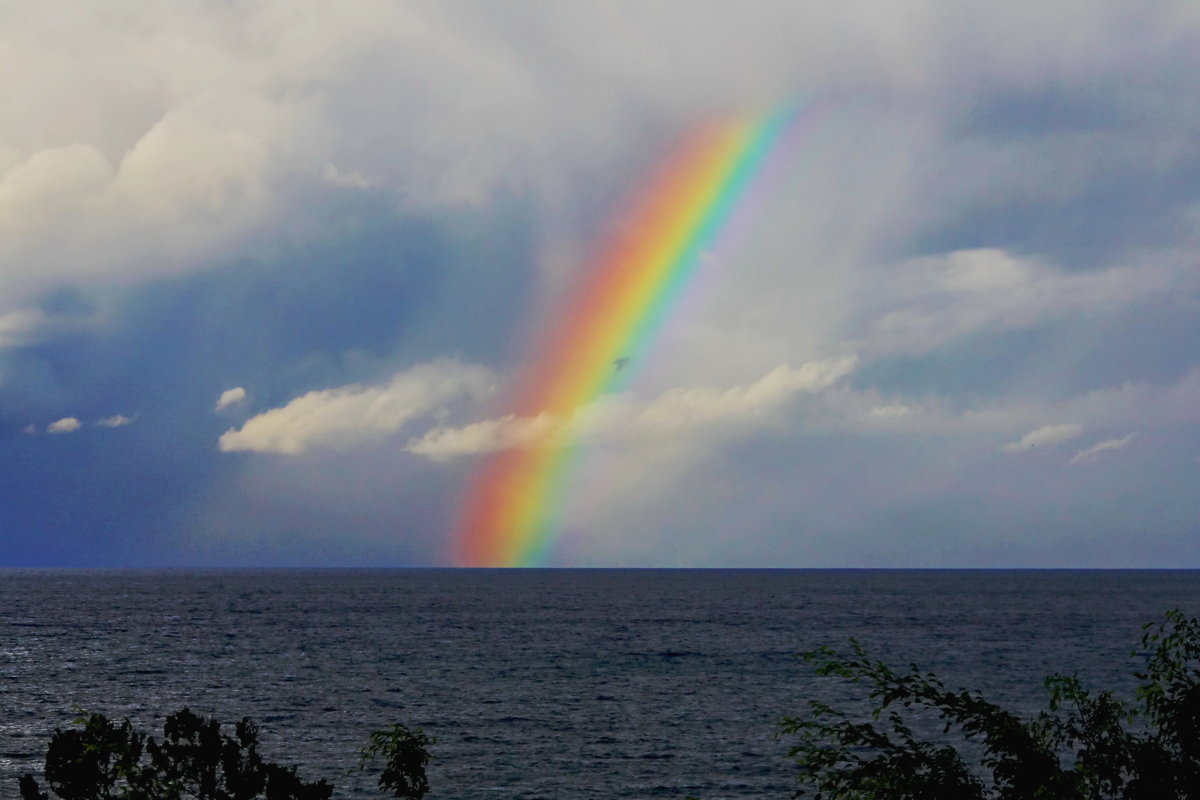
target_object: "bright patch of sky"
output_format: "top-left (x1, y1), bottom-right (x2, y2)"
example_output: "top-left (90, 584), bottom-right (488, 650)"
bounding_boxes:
top-left (3, 1), bottom-right (1199, 566)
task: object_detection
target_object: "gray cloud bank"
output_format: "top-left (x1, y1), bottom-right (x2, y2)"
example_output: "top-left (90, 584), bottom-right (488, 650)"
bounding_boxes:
top-left (5, 1), bottom-right (1198, 306)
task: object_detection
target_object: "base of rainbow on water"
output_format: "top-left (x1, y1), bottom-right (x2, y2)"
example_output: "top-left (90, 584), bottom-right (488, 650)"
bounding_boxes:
top-left (454, 101), bottom-right (822, 567)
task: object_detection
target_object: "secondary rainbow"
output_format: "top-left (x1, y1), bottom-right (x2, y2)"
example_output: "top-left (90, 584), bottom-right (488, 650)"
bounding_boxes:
top-left (454, 103), bottom-right (812, 567)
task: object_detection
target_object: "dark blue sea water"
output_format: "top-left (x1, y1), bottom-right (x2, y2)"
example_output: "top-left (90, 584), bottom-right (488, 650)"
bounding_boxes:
top-left (2, 569), bottom-right (1199, 798)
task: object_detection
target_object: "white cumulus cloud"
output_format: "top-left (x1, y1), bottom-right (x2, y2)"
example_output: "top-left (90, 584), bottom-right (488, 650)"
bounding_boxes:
top-left (215, 387), bottom-right (247, 412)
top-left (1000, 423), bottom-right (1084, 453)
top-left (407, 413), bottom-right (560, 461)
top-left (219, 361), bottom-right (494, 455)
top-left (1069, 433), bottom-right (1138, 465)
top-left (608, 357), bottom-right (858, 434)
top-left (96, 415), bottom-right (134, 428)
top-left (406, 356), bottom-right (857, 459)
top-left (47, 417), bottom-right (82, 434)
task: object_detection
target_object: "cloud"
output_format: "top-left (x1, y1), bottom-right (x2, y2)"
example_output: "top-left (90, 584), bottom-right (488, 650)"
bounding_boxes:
top-left (406, 356), bottom-right (857, 459)
top-left (772, 365), bottom-right (1200, 446)
top-left (219, 361), bottom-right (494, 455)
top-left (215, 387), bottom-right (247, 412)
top-left (17, 414), bottom-right (134, 434)
top-left (1069, 432), bottom-right (1137, 465)
top-left (860, 249), bottom-right (1181, 356)
top-left (869, 404), bottom-right (914, 419)
top-left (1000, 423), bottom-right (1084, 453)
top-left (3, 3), bottom-right (1197, 309)
top-left (604, 356), bottom-right (858, 434)
top-left (0, 309), bottom-right (44, 348)
top-left (47, 417), bottom-right (82, 434)
top-left (406, 413), bottom-right (559, 460)
top-left (1057, 368), bottom-right (1200, 428)
top-left (0, 9), bottom-right (329, 302)
top-left (322, 162), bottom-right (376, 190)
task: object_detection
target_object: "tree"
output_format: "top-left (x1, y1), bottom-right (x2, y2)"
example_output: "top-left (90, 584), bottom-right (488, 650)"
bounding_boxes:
top-left (781, 609), bottom-right (1200, 799)
top-left (359, 724), bottom-right (434, 800)
top-left (19, 710), bottom-right (432, 800)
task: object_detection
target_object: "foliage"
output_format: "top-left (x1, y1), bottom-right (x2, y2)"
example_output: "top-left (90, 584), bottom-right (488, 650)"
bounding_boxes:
top-left (781, 609), bottom-right (1200, 800)
top-left (358, 724), bottom-right (434, 800)
top-left (18, 709), bottom-right (431, 800)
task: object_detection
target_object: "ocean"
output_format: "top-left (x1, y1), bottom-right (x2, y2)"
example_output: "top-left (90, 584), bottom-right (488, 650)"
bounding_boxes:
top-left (2, 569), bottom-right (1198, 798)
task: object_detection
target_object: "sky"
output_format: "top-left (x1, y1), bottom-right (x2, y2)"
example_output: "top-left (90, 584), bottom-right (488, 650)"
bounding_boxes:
top-left (2, 1), bottom-right (1199, 567)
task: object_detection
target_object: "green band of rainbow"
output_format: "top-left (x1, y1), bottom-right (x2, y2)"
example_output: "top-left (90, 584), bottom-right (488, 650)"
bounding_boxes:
top-left (455, 103), bottom-right (811, 566)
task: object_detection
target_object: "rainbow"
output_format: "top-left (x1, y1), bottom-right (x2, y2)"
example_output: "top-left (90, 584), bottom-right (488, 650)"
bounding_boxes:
top-left (454, 103), bottom-right (814, 567)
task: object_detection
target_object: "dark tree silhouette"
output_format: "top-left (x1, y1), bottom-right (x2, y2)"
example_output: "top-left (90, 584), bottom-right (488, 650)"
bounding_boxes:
top-left (359, 724), bottom-right (434, 800)
top-left (782, 609), bottom-right (1200, 799)
top-left (19, 709), bottom-right (432, 800)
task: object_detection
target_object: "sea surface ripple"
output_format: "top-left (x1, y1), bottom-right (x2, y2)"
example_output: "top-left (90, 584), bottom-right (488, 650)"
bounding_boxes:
top-left (2, 569), bottom-right (1198, 798)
